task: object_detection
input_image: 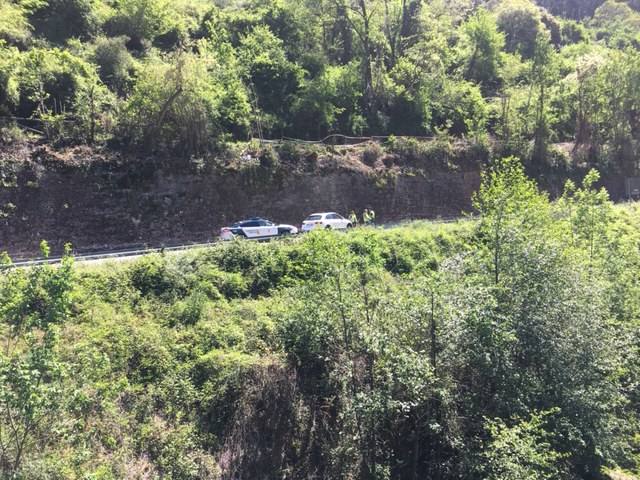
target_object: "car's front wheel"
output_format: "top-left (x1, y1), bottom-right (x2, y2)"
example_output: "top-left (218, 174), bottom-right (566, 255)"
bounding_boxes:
top-left (278, 227), bottom-right (295, 237)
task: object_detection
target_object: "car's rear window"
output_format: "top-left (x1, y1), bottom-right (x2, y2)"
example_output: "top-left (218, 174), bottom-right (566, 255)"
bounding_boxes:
top-left (305, 214), bottom-right (323, 221)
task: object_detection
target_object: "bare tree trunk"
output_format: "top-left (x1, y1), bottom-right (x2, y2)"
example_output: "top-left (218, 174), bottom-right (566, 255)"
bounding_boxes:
top-left (411, 428), bottom-right (420, 480)
top-left (533, 82), bottom-right (547, 165)
top-left (334, 271), bottom-right (369, 478)
top-left (358, 0), bottom-right (374, 127)
top-left (383, 0), bottom-right (401, 66)
top-left (144, 85), bottom-right (183, 151)
top-left (399, 0), bottom-right (421, 44)
top-left (89, 85), bottom-right (96, 144)
top-left (333, 1), bottom-right (353, 63)
top-left (430, 291), bottom-right (436, 371)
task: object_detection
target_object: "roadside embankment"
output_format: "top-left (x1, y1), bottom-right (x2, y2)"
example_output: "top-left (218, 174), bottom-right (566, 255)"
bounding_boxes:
top-left (0, 139), bottom-right (485, 256)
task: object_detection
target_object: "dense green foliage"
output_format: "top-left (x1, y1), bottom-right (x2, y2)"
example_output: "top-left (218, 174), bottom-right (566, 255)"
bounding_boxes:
top-left (1, 164), bottom-right (639, 479)
top-left (0, 0), bottom-right (640, 174)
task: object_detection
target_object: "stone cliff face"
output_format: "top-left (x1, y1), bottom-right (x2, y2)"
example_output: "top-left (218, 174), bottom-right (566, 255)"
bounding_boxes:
top-left (0, 143), bottom-right (481, 256)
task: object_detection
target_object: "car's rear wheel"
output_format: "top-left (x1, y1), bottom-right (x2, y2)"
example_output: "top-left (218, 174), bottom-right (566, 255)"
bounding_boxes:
top-left (325, 225), bottom-right (332, 230)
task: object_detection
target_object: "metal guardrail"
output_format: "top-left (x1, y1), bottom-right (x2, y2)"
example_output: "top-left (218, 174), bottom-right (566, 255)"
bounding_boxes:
top-left (3, 242), bottom-right (218, 269)
top-left (0, 118), bottom-right (434, 146)
top-left (258, 133), bottom-right (435, 147)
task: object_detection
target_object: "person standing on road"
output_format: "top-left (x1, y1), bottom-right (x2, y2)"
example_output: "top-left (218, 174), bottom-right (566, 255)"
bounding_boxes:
top-left (369, 208), bottom-right (376, 226)
top-left (349, 210), bottom-right (358, 226)
top-left (363, 209), bottom-right (370, 225)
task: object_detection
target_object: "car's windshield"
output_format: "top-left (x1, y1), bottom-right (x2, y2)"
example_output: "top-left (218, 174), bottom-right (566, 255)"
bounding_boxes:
top-left (305, 214), bottom-right (323, 221)
top-left (233, 220), bottom-right (258, 227)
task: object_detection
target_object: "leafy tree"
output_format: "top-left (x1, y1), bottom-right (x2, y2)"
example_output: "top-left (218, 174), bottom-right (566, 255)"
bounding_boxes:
top-left (595, 50), bottom-right (640, 174)
top-left (496, 0), bottom-right (545, 60)
top-left (530, 32), bottom-right (558, 166)
top-left (5, 47), bottom-right (115, 143)
top-left (0, 242), bottom-right (73, 478)
top-left (260, 0), bottom-right (314, 62)
top-left (483, 410), bottom-right (567, 480)
top-left (104, 0), bottom-right (175, 51)
top-left (0, 45), bottom-right (21, 115)
top-left (536, 0), bottom-right (605, 20)
top-left (470, 161), bottom-right (623, 477)
top-left (473, 156), bottom-right (551, 285)
top-left (70, 72), bottom-right (117, 144)
top-left (559, 169), bottom-right (613, 266)
top-left (0, 0), bottom-right (31, 46)
top-left (29, 0), bottom-right (98, 44)
top-left (461, 9), bottom-right (505, 92)
top-left (591, 0), bottom-right (640, 47)
top-left (432, 79), bottom-right (488, 137)
top-left (92, 35), bottom-right (134, 94)
top-left (15, 48), bottom-right (93, 116)
top-left (560, 19), bottom-right (587, 45)
top-left (387, 55), bottom-right (433, 135)
top-left (120, 46), bottom-right (250, 155)
top-left (238, 25), bottom-right (303, 136)
top-left (291, 64), bottom-right (360, 138)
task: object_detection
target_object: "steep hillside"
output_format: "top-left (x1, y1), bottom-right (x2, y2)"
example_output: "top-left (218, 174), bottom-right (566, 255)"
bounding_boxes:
top-left (2, 0), bottom-right (640, 177)
top-left (1, 165), bottom-right (639, 479)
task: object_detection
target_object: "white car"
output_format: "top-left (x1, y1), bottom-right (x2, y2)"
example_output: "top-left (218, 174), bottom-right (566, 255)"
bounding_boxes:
top-left (220, 217), bottom-right (298, 241)
top-left (301, 212), bottom-right (353, 232)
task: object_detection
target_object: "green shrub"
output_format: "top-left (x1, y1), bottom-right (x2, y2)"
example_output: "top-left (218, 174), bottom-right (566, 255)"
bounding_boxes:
top-left (381, 244), bottom-right (416, 274)
top-left (259, 145), bottom-right (279, 170)
top-left (139, 418), bottom-right (219, 480)
top-left (197, 265), bottom-right (249, 299)
top-left (483, 411), bottom-right (567, 480)
top-left (92, 36), bottom-right (134, 93)
top-left (129, 254), bottom-right (187, 299)
top-left (77, 266), bottom-right (140, 305)
top-left (192, 349), bottom-right (261, 437)
top-left (104, 0), bottom-right (174, 51)
top-left (387, 136), bottom-right (453, 170)
top-left (0, 122), bottom-right (25, 144)
top-left (362, 142), bottom-right (383, 166)
top-left (0, 1), bottom-right (31, 46)
top-left (171, 291), bottom-right (208, 326)
top-left (30, 0), bottom-right (98, 44)
top-left (276, 141), bottom-right (306, 163)
top-left (250, 248), bottom-right (289, 295)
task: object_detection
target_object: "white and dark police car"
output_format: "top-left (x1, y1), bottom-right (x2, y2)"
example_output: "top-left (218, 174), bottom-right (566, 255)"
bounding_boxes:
top-left (220, 217), bottom-right (298, 241)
